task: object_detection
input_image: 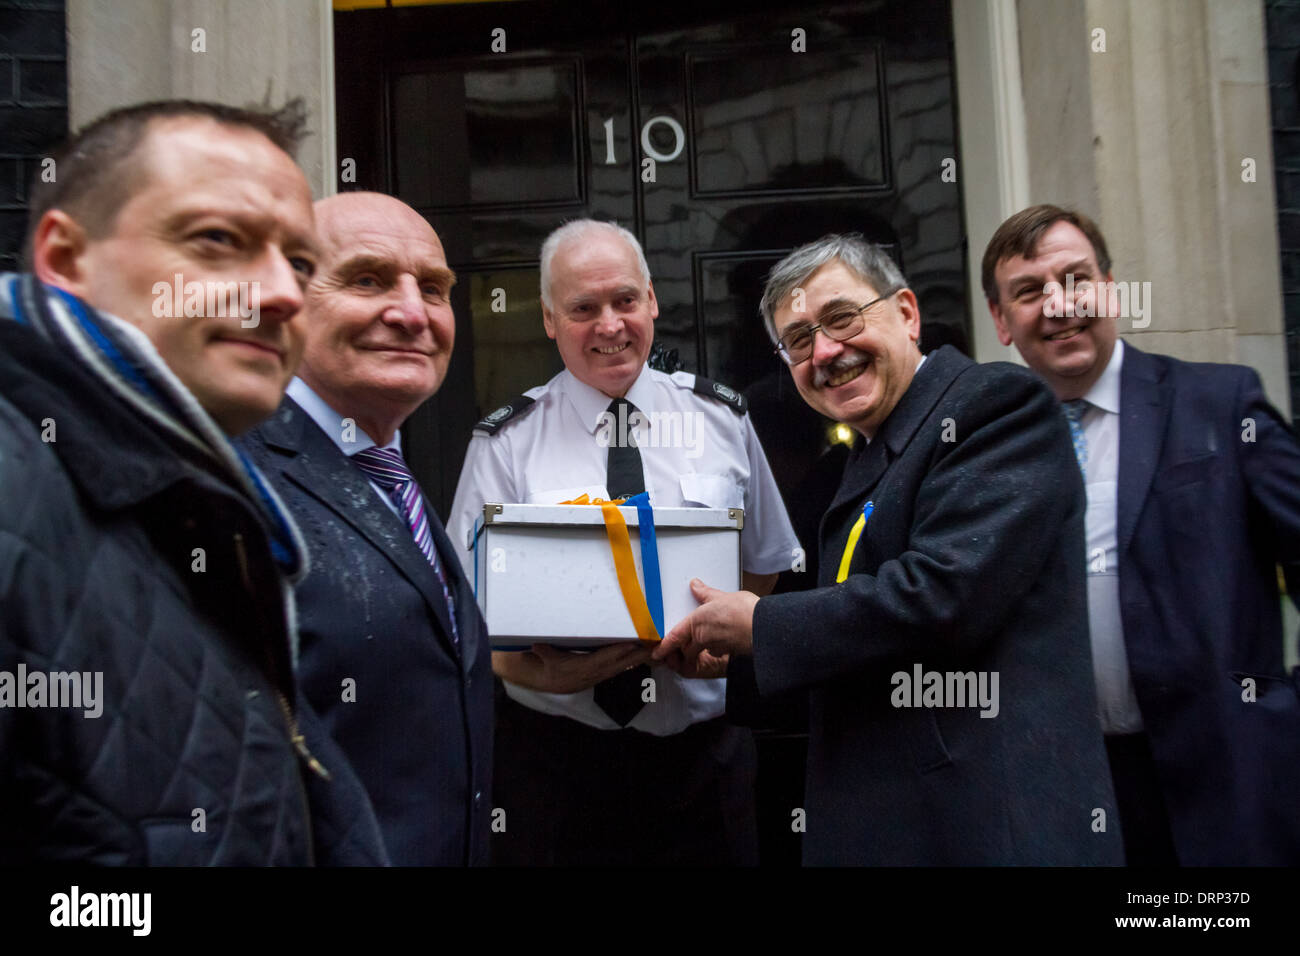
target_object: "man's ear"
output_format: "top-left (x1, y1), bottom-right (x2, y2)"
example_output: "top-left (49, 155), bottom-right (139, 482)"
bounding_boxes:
top-left (646, 280), bottom-right (659, 321)
top-left (541, 301), bottom-right (557, 340)
top-left (987, 298), bottom-right (1013, 347)
top-left (31, 210), bottom-right (91, 297)
top-left (894, 287), bottom-right (921, 342)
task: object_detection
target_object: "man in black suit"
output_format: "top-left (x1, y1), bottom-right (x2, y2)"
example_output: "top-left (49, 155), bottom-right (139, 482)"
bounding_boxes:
top-left (656, 234), bottom-right (1122, 865)
top-left (241, 192), bottom-right (492, 865)
top-left (984, 204), bottom-right (1300, 865)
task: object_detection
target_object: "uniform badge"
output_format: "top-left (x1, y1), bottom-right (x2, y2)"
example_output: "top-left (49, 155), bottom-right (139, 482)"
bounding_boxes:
top-left (713, 383), bottom-right (739, 404)
top-left (690, 375), bottom-right (747, 414)
top-left (474, 396), bottom-right (538, 434)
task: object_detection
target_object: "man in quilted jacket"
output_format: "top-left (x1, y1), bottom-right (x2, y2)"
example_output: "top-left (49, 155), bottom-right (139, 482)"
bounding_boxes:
top-left (0, 100), bottom-right (386, 864)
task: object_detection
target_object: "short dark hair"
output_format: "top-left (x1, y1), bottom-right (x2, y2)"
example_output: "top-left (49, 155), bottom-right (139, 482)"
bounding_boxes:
top-left (759, 233), bottom-right (908, 344)
top-left (22, 97), bottom-right (309, 268)
top-left (981, 204), bottom-right (1113, 304)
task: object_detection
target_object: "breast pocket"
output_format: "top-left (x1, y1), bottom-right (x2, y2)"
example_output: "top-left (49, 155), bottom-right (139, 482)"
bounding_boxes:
top-left (1152, 453), bottom-right (1218, 493)
top-left (679, 474), bottom-right (743, 509)
top-left (526, 485), bottom-right (607, 504)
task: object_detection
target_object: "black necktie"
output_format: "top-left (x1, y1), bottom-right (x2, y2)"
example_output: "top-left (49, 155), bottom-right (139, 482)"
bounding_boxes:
top-left (604, 397), bottom-right (644, 501)
top-left (594, 398), bottom-right (652, 727)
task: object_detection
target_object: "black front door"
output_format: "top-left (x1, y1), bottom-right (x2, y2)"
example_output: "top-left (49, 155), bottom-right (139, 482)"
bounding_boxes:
top-left (334, 0), bottom-right (965, 518)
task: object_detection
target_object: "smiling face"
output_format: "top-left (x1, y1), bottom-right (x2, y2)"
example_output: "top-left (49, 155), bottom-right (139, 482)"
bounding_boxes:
top-left (298, 193), bottom-right (456, 444)
top-left (773, 259), bottom-right (922, 438)
top-left (988, 220), bottom-right (1118, 400)
top-left (541, 231), bottom-right (656, 398)
top-left (35, 116), bottom-right (318, 435)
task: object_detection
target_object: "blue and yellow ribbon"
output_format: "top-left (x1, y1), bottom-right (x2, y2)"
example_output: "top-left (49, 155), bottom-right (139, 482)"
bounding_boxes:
top-left (835, 500), bottom-right (875, 583)
top-left (561, 493), bottom-right (664, 643)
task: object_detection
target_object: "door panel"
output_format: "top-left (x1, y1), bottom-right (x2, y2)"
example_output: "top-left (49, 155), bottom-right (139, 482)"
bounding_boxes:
top-left (391, 60), bottom-right (586, 211)
top-left (686, 47), bottom-right (887, 197)
top-left (467, 267), bottom-right (563, 416)
top-left (632, 6), bottom-right (963, 388)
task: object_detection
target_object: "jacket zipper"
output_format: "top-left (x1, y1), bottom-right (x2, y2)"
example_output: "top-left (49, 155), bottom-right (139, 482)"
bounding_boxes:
top-left (232, 531), bottom-right (330, 781)
top-left (233, 530), bottom-right (325, 868)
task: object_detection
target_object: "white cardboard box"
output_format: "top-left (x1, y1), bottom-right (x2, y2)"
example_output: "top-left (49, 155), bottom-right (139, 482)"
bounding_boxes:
top-left (467, 502), bottom-right (742, 649)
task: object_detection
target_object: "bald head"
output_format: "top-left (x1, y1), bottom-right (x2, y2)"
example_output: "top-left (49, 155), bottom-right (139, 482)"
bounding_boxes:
top-left (297, 191), bottom-right (458, 447)
top-left (313, 191), bottom-right (438, 256)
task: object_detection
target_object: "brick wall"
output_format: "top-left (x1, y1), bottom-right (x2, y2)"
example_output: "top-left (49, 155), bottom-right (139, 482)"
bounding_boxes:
top-left (1267, 0), bottom-right (1300, 429)
top-left (0, 0), bottom-right (67, 273)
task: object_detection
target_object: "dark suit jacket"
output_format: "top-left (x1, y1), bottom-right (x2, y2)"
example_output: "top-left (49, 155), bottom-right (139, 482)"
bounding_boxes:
top-left (1117, 344), bottom-right (1300, 864)
top-left (730, 346), bottom-right (1123, 865)
top-left (241, 398), bottom-right (493, 865)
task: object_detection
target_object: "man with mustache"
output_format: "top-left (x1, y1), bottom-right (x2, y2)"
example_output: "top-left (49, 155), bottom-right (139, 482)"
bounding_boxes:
top-left (656, 233), bottom-right (1122, 865)
top-left (0, 99), bottom-right (385, 864)
top-left (241, 192), bottom-right (493, 865)
top-left (447, 219), bottom-right (798, 865)
top-left (984, 204), bottom-right (1300, 865)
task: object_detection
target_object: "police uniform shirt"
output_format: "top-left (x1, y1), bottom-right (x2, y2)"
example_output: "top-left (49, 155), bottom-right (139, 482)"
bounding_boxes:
top-left (447, 364), bottom-right (800, 736)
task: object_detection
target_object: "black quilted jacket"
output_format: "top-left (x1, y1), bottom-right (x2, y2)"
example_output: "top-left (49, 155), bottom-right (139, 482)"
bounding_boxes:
top-left (0, 318), bottom-right (388, 865)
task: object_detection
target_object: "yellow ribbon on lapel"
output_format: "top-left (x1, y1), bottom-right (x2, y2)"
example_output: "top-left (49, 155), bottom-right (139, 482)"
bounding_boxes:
top-left (561, 494), bottom-right (661, 643)
top-left (835, 500), bottom-right (876, 584)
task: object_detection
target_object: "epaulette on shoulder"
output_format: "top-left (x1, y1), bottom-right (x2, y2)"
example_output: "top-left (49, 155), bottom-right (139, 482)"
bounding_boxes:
top-left (677, 372), bottom-right (747, 414)
top-left (473, 395), bottom-right (538, 435)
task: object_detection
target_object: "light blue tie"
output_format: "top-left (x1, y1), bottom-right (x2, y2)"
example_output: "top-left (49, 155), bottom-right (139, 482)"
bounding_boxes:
top-left (1061, 399), bottom-right (1089, 480)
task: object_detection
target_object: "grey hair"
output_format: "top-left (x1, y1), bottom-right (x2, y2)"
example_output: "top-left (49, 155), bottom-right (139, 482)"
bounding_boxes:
top-left (759, 234), bottom-right (909, 344)
top-left (539, 219), bottom-right (651, 310)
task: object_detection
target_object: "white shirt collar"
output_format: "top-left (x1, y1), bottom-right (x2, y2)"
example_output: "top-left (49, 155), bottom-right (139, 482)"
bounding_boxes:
top-left (560, 364), bottom-right (656, 434)
top-left (287, 377), bottom-right (403, 456)
top-left (1081, 339), bottom-right (1124, 415)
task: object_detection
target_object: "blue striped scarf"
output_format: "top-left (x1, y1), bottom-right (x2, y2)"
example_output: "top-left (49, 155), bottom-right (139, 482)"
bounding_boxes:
top-left (1, 272), bottom-right (307, 584)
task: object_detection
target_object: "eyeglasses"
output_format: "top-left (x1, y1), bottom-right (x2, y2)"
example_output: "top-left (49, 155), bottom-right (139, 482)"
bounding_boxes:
top-left (774, 290), bottom-right (896, 366)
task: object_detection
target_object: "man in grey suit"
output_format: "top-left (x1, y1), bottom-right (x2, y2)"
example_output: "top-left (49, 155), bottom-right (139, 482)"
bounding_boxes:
top-left (241, 192), bottom-right (493, 865)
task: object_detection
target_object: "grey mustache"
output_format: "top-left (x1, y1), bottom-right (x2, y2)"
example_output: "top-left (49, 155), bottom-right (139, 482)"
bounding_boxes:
top-left (813, 354), bottom-right (869, 387)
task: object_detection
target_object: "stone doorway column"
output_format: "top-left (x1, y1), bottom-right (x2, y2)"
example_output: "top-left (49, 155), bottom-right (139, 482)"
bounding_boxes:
top-left (66, 0), bottom-right (336, 200)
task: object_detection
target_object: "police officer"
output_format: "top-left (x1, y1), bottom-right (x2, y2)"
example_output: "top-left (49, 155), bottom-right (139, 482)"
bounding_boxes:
top-left (448, 219), bottom-right (799, 865)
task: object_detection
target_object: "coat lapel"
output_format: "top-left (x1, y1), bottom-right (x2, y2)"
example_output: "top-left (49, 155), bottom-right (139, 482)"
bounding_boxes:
top-left (257, 399), bottom-right (460, 655)
top-left (424, 506), bottom-right (482, 671)
top-left (826, 431), bottom-right (891, 517)
top-left (1117, 344), bottom-right (1171, 557)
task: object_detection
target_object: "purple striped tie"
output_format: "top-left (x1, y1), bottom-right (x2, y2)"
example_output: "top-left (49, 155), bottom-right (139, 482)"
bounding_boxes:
top-left (351, 446), bottom-right (459, 645)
